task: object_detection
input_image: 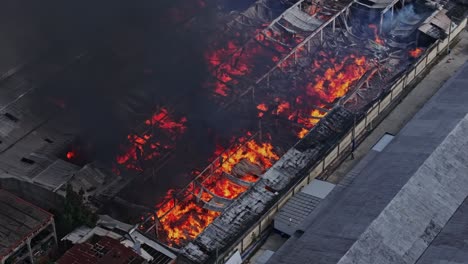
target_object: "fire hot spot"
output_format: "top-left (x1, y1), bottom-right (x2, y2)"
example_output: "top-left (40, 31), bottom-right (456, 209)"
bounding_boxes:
top-left (154, 136), bottom-right (280, 246)
top-left (115, 108), bottom-right (187, 174)
top-left (256, 49), bottom-right (367, 138)
top-left (368, 24), bottom-right (385, 45)
top-left (205, 25), bottom-right (302, 97)
top-left (409, 47), bottom-right (424, 58)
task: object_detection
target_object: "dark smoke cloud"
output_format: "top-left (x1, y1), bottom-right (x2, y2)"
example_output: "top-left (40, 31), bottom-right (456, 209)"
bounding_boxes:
top-left (12, 0), bottom-right (219, 162)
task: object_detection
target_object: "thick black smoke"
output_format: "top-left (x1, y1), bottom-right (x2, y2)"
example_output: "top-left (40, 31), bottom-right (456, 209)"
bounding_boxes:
top-left (13, 0), bottom-right (220, 161)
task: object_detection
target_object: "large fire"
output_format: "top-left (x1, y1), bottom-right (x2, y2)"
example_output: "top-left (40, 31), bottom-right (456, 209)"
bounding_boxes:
top-left (201, 173), bottom-right (248, 199)
top-left (156, 191), bottom-right (221, 245)
top-left (134, 5), bottom-right (372, 248)
top-left (205, 26), bottom-right (302, 97)
top-left (205, 40), bottom-right (251, 96)
top-left (306, 52), bottom-right (367, 103)
top-left (115, 108), bottom-right (187, 173)
top-left (219, 138), bottom-right (279, 174)
top-left (255, 49), bottom-right (367, 138)
top-left (155, 136), bottom-right (279, 246)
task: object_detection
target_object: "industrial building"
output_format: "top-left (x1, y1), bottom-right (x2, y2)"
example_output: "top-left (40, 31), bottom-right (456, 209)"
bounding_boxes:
top-left (148, 2), bottom-right (467, 263)
top-left (0, 0), bottom-right (466, 263)
top-left (0, 189), bottom-right (57, 264)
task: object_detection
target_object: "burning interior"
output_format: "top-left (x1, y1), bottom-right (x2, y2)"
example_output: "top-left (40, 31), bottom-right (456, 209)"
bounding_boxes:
top-left (4, 0), bottom-right (462, 263)
top-left (100, 0), bottom-right (462, 262)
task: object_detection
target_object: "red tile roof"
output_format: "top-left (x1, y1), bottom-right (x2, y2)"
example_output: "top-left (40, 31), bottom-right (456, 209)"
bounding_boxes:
top-left (57, 236), bottom-right (144, 264)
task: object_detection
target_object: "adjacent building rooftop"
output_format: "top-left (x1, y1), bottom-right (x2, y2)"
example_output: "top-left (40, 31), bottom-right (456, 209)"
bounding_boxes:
top-left (56, 236), bottom-right (145, 264)
top-left (0, 189), bottom-right (53, 258)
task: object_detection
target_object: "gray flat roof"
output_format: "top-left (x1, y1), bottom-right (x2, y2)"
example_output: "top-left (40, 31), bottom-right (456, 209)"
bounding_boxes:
top-left (267, 62), bottom-right (468, 264)
top-left (0, 189), bottom-right (52, 258)
top-left (338, 112), bottom-right (468, 263)
top-left (416, 198), bottom-right (468, 263)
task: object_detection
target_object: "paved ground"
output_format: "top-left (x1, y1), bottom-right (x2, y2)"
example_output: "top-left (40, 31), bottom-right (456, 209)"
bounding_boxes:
top-left (247, 28), bottom-right (468, 263)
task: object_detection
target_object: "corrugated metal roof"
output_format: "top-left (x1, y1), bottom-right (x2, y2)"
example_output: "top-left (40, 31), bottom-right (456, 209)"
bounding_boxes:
top-left (274, 192), bottom-right (321, 235)
top-left (339, 112), bottom-right (468, 264)
top-left (0, 189), bottom-right (52, 258)
top-left (32, 159), bottom-right (79, 191)
top-left (274, 180), bottom-right (335, 235)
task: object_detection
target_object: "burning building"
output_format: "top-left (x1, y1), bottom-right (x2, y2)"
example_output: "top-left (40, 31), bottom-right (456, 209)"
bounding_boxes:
top-left (0, 0), bottom-right (465, 263)
top-left (101, 0), bottom-right (464, 262)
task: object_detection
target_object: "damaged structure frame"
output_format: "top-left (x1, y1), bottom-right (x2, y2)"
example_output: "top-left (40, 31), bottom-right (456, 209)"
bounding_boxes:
top-left (137, 0), bottom-right (466, 262)
top-left (210, 16), bottom-right (467, 264)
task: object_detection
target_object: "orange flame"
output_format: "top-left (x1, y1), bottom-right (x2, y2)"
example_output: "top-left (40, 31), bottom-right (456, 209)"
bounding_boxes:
top-left (205, 26), bottom-right (298, 97)
top-left (157, 197), bottom-right (221, 245)
top-left (202, 174), bottom-right (248, 199)
top-left (297, 109), bottom-right (327, 138)
top-left (66, 151), bottom-right (75, 160)
top-left (240, 174), bottom-right (259, 182)
top-left (155, 137), bottom-right (279, 246)
top-left (409, 47), bottom-right (423, 58)
top-left (306, 53), bottom-right (367, 104)
top-left (275, 100), bottom-right (290, 115)
top-left (368, 24), bottom-right (384, 45)
top-left (257, 103), bottom-right (268, 117)
top-left (257, 103), bottom-right (268, 112)
top-left (220, 139), bottom-right (279, 174)
top-left (116, 108), bottom-right (187, 172)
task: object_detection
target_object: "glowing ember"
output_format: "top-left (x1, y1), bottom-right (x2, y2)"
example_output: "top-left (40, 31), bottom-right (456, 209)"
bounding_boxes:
top-left (145, 108), bottom-right (187, 136)
top-left (257, 103), bottom-right (268, 117)
top-left (275, 99), bottom-right (290, 115)
top-left (409, 47), bottom-right (423, 58)
top-left (306, 53), bottom-right (367, 104)
top-left (219, 139), bottom-right (279, 174)
top-left (66, 151), bottom-right (75, 160)
top-left (297, 109), bottom-right (327, 138)
top-left (116, 108), bottom-right (187, 173)
top-left (368, 24), bottom-right (384, 45)
top-left (257, 103), bottom-right (268, 112)
top-left (157, 197), bottom-right (221, 245)
top-left (202, 174), bottom-right (248, 199)
top-left (240, 174), bottom-right (259, 182)
top-left (205, 26), bottom-right (297, 97)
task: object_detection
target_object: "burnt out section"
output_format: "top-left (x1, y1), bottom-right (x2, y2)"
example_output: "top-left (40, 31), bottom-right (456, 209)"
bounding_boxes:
top-left (0, 0), bottom-right (465, 263)
top-left (179, 107), bottom-right (355, 263)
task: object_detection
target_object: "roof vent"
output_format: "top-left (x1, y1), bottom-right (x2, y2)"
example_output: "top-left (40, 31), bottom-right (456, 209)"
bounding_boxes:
top-left (4, 113), bottom-right (19, 122)
top-left (20, 157), bottom-right (35, 165)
